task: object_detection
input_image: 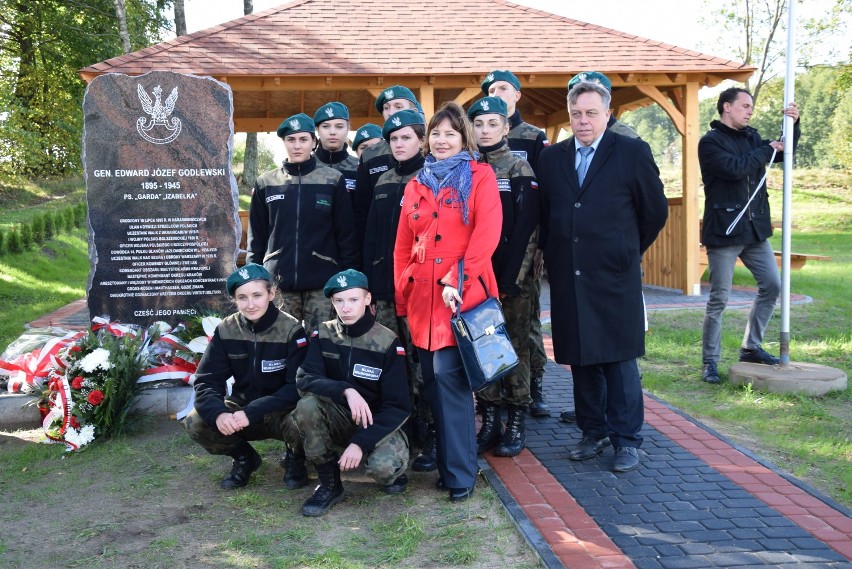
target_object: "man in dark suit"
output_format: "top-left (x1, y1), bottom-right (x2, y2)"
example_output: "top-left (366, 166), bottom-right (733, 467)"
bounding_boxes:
top-left (538, 81), bottom-right (668, 472)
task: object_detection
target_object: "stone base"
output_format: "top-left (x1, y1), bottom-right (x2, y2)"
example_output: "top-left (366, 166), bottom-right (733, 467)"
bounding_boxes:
top-left (0, 386), bottom-right (193, 430)
top-left (728, 361), bottom-right (847, 396)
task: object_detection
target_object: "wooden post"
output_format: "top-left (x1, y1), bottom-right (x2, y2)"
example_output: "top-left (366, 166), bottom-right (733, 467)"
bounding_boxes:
top-left (682, 81), bottom-right (702, 295)
top-left (419, 85), bottom-right (435, 120)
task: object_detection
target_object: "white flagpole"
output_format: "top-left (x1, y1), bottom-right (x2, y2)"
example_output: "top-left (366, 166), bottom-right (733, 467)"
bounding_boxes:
top-left (780, 0), bottom-right (797, 366)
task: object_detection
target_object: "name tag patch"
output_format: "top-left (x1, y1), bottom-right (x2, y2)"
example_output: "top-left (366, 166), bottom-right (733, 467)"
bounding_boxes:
top-left (510, 149), bottom-right (528, 160)
top-left (345, 178), bottom-right (356, 191)
top-left (266, 193), bottom-right (286, 203)
top-left (352, 364), bottom-right (381, 381)
top-left (497, 178), bottom-right (511, 192)
top-left (262, 359), bottom-right (286, 372)
top-left (369, 165), bottom-right (389, 175)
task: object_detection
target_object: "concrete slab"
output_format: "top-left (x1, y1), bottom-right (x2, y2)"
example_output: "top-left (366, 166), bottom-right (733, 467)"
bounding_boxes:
top-left (729, 361), bottom-right (848, 395)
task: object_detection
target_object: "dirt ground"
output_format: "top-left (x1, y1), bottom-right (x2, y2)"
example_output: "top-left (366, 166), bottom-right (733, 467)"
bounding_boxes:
top-left (0, 418), bottom-right (542, 569)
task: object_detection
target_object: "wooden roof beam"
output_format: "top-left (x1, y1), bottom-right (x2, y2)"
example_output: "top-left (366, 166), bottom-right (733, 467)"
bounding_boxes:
top-left (636, 85), bottom-right (685, 135)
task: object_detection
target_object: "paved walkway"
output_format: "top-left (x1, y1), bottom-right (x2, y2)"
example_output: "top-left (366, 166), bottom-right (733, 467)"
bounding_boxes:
top-left (8, 285), bottom-right (851, 568)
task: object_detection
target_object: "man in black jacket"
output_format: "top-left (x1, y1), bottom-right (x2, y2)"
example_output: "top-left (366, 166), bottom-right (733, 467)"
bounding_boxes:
top-left (699, 88), bottom-right (800, 384)
top-left (294, 269), bottom-right (411, 516)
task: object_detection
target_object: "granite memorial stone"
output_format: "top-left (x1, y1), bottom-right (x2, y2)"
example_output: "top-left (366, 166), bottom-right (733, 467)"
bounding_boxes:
top-left (83, 71), bottom-right (240, 325)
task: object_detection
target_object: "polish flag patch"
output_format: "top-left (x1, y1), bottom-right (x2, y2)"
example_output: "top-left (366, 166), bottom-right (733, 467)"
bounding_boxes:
top-left (296, 337), bottom-right (308, 347)
top-left (530, 181), bottom-right (539, 190)
top-left (396, 346), bottom-right (406, 356)
top-left (311, 330), bottom-right (319, 337)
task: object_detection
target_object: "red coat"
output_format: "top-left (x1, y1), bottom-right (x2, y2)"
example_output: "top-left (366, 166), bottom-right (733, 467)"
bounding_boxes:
top-left (393, 161), bottom-right (502, 351)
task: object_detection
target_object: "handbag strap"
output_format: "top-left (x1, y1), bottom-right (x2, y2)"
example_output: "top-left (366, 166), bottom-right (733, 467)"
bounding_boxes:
top-left (455, 259), bottom-right (494, 311)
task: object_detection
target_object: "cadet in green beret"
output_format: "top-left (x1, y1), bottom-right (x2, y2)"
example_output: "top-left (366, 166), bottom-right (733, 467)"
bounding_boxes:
top-left (482, 69), bottom-right (551, 420)
top-left (184, 264), bottom-right (310, 491)
top-left (313, 102), bottom-right (359, 198)
top-left (352, 123), bottom-right (383, 157)
top-left (294, 269), bottom-right (411, 516)
top-left (352, 85), bottom-right (423, 251)
top-left (363, 109), bottom-right (433, 471)
top-left (247, 113), bottom-right (360, 338)
top-left (467, 96), bottom-right (540, 458)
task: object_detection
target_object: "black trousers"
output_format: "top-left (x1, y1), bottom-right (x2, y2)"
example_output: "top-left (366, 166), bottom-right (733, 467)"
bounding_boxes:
top-left (418, 346), bottom-right (478, 489)
top-left (571, 358), bottom-right (643, 448)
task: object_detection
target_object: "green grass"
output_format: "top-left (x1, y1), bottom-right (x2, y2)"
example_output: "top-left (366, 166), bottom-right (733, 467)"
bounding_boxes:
top-left (0, 230), bottom-right (89, 347)
top-left (0, 175), bottom-right (86, 230)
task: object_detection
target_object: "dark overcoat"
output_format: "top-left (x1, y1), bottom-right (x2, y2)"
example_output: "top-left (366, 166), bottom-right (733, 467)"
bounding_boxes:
top-left (538, 131), bottom-right (668, 366)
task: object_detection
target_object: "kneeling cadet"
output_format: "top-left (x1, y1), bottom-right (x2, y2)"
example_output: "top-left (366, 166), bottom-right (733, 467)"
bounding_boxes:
top-left (293, 269), bottom-right (411, 517)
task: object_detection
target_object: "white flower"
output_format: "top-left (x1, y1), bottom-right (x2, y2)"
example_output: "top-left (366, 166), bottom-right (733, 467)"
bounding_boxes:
top-left (79, 348), bottom-right (112, 373)
top-left (63, 424), bottom-right (96, 449)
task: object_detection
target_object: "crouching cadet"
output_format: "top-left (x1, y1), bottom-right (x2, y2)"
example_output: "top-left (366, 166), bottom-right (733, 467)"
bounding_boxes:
top-left (184, 264), bottom-right (309, 490)
top-left (294, 269), bottom-right (411, 517)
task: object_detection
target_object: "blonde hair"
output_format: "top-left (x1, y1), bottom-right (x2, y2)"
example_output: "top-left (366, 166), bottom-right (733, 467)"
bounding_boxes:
top-left (423, 101), bottom-right (478, 157)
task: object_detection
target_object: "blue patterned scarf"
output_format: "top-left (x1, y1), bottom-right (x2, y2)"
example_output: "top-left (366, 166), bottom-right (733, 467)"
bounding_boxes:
top-left (416, 151), bottom-right (477, 224)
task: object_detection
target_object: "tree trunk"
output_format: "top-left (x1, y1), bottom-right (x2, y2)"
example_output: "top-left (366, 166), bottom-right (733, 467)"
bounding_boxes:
top-left (241, 0), bottom-right (258, 190)
top-left (174, 0), bottom-right (187, 36)
top-left (113, 0), bottom-right (132, 53)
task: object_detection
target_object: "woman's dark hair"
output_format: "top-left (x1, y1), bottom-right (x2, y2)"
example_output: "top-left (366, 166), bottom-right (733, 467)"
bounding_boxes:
top-left (423, 102), bottom-right (477, 157)
top-left (716, 87), bottom-right (752, 116)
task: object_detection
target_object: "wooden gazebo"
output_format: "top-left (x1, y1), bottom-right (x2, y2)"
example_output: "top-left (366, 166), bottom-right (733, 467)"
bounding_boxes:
top-left (80, 0), bottom-right (754, 295)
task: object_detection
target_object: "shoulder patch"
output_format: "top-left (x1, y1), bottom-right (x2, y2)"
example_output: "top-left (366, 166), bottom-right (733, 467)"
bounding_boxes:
top-left (396, 346), bottom-right (406, 356)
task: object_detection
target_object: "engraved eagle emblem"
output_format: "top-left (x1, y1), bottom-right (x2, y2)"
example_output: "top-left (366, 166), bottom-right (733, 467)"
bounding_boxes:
top-left (392, 116), bottom-right (401, 127)
top-left (481, 100), bottom-right (490, 111)
top-left (136, 84), bottom-right (181, 144)
top-left (336, 275), bottom-right (347, 288)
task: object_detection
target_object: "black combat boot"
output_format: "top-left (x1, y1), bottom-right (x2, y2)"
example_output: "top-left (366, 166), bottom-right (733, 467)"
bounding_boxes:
top-left (220, 443), bottom-right (262, 489)
top-left (529, 375), bottom-right (551, 417)
top-left (411, 424), bottom-right (437, 471)
top-left (476, 403), bottom-right (503, 455)
top-left (282, 447), bottom-right (309, 490)
top-left (301, 461), bottom-right (344, 517)
top-left (493, 406), bottom-right (526, 457)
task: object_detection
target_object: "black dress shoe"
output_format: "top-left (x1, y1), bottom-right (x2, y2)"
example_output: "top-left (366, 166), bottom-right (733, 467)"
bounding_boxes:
top-left (612, 447), bottom-right (640, 472)
top-left (739, 347), bottom-right (780, 365)
top-left (434, 477), bottom-right (447, 491)
top-left (449, 485), bottom-right (475, 502)
top-left (559, 409), bottom-right (577, 423)
top-left (568, 436), bottom-right (610, 461)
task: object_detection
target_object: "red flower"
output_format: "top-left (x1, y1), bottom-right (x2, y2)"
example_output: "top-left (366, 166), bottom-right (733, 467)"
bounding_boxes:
top-left (71, 376), bottom-right (85, 390)
top-left (87, 390), bottom-right (105, 405)
top-left (70, 415), bottom-right (80, 429)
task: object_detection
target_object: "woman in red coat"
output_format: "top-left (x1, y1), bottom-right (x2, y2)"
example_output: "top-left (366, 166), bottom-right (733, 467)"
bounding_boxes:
top-left (393, 102), bottom-right (502, 501)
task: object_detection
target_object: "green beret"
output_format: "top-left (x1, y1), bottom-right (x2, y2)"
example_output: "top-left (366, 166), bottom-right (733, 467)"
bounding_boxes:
top-left (352, 123), bottom-right (382, 150)
top-left (277, 113), bottom-right (315, 138)
top-left (568, 71), bottom-right (612, 92)
top-left (382, 110), bottom-right (425, 141)
top-left (314, 102), bottom-right (350, 125)
top-left (467, 96), bottom-right (508, 119)
top-left (374, 85), bottom-right (419, 113)
top-left (323, 269), bottom-right (369, 298)
top-left (481, 70), bottom-right (521, 94)
top-left (226, 263), bottom-right (272, 296)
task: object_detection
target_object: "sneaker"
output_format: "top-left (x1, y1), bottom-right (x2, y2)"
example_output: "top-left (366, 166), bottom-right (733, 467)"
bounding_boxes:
top-left (739, 347), bottom-right (780, 365)
top-left (702, 361), bottom-right (721, 384)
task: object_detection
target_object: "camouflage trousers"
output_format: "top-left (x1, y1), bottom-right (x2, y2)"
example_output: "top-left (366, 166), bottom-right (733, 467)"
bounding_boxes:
top-left (277, 288), bottom-right (334, 336)
top-left (183, 400), bottom-right (301, 457)
top-left (374, 300), bottom-right (432, 424)
top-left (528, 274), bottom-right (548, 379)
top-left (477, 272), bottom-right (534, 407)
top-left (291, 394), bottom-right (409, 485)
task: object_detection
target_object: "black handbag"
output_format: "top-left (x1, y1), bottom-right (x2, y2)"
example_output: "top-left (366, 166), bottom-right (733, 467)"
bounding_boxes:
top-left (450, 260), bottom-right (519, 392)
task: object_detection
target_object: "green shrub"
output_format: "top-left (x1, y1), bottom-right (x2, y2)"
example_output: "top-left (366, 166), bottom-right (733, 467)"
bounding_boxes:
top-left (31, 215), bottom-right (45, 244)
top-left (6, 228), bottom-right (22, 254)
top-left (20, 223), bottom-right (32, 250)
top-left (43, 212), bottom-right (55, 239)
top-left (63, 207), bottom-right (75, 232)
top-left (0, 229), bottom-right (5, 255)
top-left (74, 202), bottom-right (87, 228)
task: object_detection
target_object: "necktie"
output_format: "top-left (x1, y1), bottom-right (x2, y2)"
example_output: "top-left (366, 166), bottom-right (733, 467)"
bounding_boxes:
top-left (577, 146), bottom-right (594, 185)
